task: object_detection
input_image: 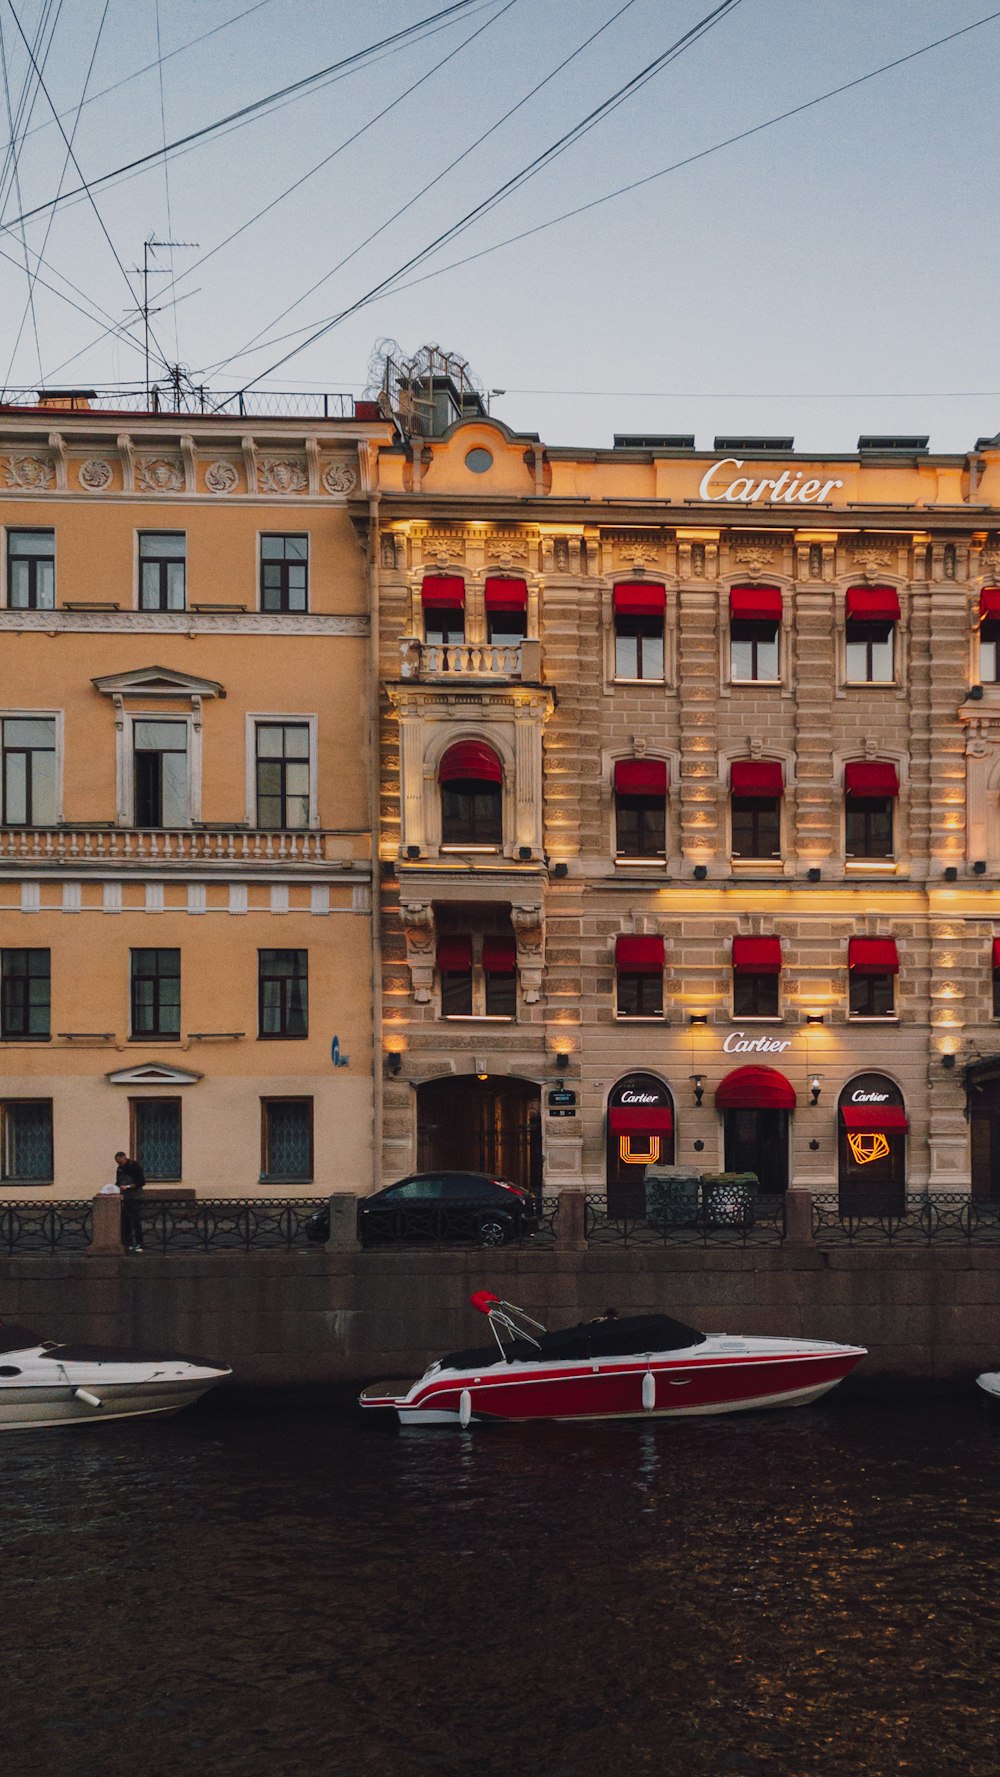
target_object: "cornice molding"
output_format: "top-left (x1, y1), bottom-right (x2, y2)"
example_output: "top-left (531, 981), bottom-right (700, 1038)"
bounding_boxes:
top-left (0, 611), bottom-right (368, 636)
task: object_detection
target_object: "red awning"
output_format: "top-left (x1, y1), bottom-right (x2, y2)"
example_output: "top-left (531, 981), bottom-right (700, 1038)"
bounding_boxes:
top-left (439, 741), bottom-right (503, 784)
top-left (981, 587), bottom-right (1000, 620)
top-left (730, 585), bottom-right (782, 622)
top-left (732, 936), bottom-right (782, 973)
top-left (615, 758), bottom-right (669, 796)
top-left (715, 1066), bottom-right (797, 1110)
top-left (848, 938), bottom-right (899, 974)
top-left (840, 1104), bottom-right (909, 1132)
top-left (730, 760), bottom-right (784, 797)
top-left (844, 761), bottom-right (899, 798)
top-left (846, 585), bottom-right (901, 622)
top-left (436, 936), bottom-right (471, 970)
top-left (613, 582), bottom-right (666, 614)
top-left (608, 1104), bottom-right (673, 1133)
top-left (483, 576), bottom-right (527, 611)
top-left (421, 574), bottom-right (465, 607)
top-left (615, 935), bottom-right (664, 972)
top-left (482, 936), bottom-right (516, 974)
top-left (993, 937), bottom-right (1000, 970)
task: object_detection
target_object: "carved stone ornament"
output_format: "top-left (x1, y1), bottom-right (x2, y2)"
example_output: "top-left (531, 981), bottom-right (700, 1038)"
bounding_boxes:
top-left (322, 460), bottom-right (357, 495)
top-left (136, 456), bottom-right (183, 492)
top-left (510, 904), bottom-right (545, 1003)
top-left (732, 546), bottom-right (773, 578)
top-left (78, 458), bottom-right (113, 491)
top-left (3, 453), bottom-right (54, 490)
top-left (399, 901), bottom-right (436, 1002)
top-left (554, 538), bottom-right (570, 572)
top-left (205, 460), bottom-right (239, 493)
top-left (691, 542), bottom-right (706, 576)
top-left (381, 537), bottom-right (398, 569)
top-left (980, 547), bottom-right (1000, 581)
top-left (620, 543), bottom-right (660, 566)
top-left (426, 534), bottom-right (464, 563)
top-left (258, 457), bottom-right (307, 494)
top-left (852, 546), bottom-right (893, 578)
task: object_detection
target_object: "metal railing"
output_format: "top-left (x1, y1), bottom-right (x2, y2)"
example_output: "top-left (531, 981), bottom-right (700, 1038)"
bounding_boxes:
top-left (358, 1195), bottom-right (559, 1249)
top-left (0, 827), bottom-right (337, 864)
top-left (137, 1198), bottom-right (326, 1251)
top-left (0, 1199), bottom-right (92, 1253)
top-left (812, 1192), bottom-right (1000, 1245)
top-left (585, 1191), bottom-right (786, 1247)
top-left (1, 386), bottom-right (357, 419)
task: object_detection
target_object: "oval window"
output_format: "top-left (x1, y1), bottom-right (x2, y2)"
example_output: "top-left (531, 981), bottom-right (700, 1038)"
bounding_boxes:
top-left (465, 448), bottom-right (493, 474)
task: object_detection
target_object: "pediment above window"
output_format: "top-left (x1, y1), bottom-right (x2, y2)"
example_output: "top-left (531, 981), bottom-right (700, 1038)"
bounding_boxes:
top-left (105, 1062), bottom-right (202, 1086)
top-left (92, 666), bottom-right (225, 700)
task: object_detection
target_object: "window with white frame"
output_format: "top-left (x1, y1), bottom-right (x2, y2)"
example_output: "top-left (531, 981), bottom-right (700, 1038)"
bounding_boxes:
top-left (255, 721), bottom-right (311, 829)
top-left (6, 530), bottom-right (54, 609)
top-left (2, 717), bottom-right (57, 826)
top-left (133, 720), bottom-right (189, 827)
top-left (844, 586), bottom-right (899, 683)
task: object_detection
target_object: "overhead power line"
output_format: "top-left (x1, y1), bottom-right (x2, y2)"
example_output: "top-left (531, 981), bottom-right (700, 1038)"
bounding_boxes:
top-left (4, 0), bottom-right (491, 229)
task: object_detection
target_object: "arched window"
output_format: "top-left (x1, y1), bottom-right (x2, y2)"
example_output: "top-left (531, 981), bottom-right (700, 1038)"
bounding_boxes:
top-left (439, 741), bottom-right (503, 847)
top-left (614, 758), bottom-right (667, 860)
top-left (838, 1073), bottom-right (906, 1215)
top-left (606, 1072), bottom-right (675, 1212)
top-left (730, 759), bottom-right (784, 860)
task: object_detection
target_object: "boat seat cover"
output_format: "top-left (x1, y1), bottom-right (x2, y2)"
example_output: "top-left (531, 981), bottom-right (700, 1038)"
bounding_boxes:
top-left (37, 1342), bottom-right (226, 1367)
top-left (438, 1313), bottom-right (706, 1371)
top-left (0, 1325), bottom-right (40, 1353)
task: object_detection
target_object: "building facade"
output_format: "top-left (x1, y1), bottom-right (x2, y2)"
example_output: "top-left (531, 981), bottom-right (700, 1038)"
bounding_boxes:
top-left (0, 397), bottom-right (386, 1199)
top-left (374, 400), bottom-right (1000, 1208)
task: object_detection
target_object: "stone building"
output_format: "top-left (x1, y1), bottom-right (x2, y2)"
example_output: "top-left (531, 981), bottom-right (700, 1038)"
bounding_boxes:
top-left (0, 392), bottom-right (388, 1199)
top-left (373, 395), bottom-right (1000, 1208)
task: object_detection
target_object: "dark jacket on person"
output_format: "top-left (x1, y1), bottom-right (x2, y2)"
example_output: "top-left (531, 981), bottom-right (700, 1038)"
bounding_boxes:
top-left (116, 1159), bottom-right (146, 1192)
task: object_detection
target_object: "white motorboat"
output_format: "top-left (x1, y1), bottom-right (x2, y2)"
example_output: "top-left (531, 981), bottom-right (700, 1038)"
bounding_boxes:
top-left (0, 1323), bottom-right (231, 1431)
top-left (975, 1371), bottom-right (1000, 1401)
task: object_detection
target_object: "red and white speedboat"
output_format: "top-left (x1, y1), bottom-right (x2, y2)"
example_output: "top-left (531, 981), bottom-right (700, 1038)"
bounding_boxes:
top-left (360, 1292), bottom-right (866, 1427)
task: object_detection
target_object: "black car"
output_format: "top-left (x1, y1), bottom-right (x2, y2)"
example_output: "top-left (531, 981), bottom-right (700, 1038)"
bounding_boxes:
top-left (358, 1172), bottom-right (539, 1247)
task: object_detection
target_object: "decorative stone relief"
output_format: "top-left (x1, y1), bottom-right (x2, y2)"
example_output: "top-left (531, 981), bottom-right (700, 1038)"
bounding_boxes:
top-left (3, 453), bottom-right (54, 489)
top-left (808, 544), bottom-right (823, 579)
top-left (205, 460), bottom-right (239, 493)
top-left (553, 538), bottom-right (570, 572)
top-left (944, 544), bottom-right (957, 580)
top-left (852, 546), bottom-right (892, 577)
top-left (78, 458), bottom-right (113, 491)
top-left (258, 457), bottom-right (307, 493)
top-left (426, 532), bottom-right (464, 563)
top-left (136, 456), bottom-right (184, 492)
top-left (732, 545), bottom-right (774, 577)
top-left (381, 536), bottom-right (399, 569)
top-left (619, 543), bottom-right (660, 567)
top-left (691, 543), bottom-right (706, 576)
top-left (322, 461), bottom-right (357, 495)
top-left (511, 903), bottom-right (545, 1003)
top-left (399, 901), bottom-right (436, 1002)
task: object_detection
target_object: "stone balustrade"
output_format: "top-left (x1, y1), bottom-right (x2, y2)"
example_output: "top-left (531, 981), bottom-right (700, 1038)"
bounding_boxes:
top-left (0, 826), bottom-right (335, 865)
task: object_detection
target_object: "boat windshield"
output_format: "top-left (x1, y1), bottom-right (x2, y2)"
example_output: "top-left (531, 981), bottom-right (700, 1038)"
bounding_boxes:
top-left (438, 1313), bottom-right (706, 1372)
top-left (0, 1325), bottom-right (42, 1354)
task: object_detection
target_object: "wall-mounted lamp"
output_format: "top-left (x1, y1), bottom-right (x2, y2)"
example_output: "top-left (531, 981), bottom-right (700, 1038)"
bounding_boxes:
top-left (806, 867), bottom-right (822, 882)
top-left (973, 861), bottom-right (987, 875)
top-left (943, 866), bottom-right (958, 882)
top-left (689, 1013), bottom-right (707, 1026)
top-left (693, 865), bottom-right (708, 880)
top-left (555, 1052), bottom-right (569, 1073)
top-left (552, 861), bottom-right (568, 878)
top-left (406, 845), bottom-right (420, 859)
top-left (941, 1053), bottom-right (956, 1070)
top-left (518, 845), bottom-right (533, 860)
top-left (476, 1071), bottom-right (490, 1082)
top-left (690, 1074), bottom-right (705, 1106)
top-left (805, 1014), bottom-right (824, 1026)
top-left (810, 1075), bottom-right (822, 1105)
top-left (386, 1052), bottom-right (402, 1076)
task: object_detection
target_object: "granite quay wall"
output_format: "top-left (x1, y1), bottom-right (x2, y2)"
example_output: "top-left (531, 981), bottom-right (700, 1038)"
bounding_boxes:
top-left (2, 1244), bottom-right (998, 1385)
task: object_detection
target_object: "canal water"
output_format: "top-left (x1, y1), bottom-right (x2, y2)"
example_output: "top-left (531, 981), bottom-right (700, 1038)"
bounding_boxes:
top-left (3, 1385), bottom-right (998, 1777)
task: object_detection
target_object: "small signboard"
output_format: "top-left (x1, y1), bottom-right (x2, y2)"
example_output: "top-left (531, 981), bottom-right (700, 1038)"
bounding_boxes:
top-left (548, 1087), bottom-right (577, 1118)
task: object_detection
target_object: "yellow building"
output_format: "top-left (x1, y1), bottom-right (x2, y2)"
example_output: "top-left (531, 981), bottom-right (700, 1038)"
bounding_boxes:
top-left (0, 394), bottom-right (388, 1200)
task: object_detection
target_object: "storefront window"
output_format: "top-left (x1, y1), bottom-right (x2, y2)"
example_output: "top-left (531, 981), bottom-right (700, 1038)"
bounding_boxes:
top-left (606, 1073), bottom-right (674, 1215)
top-left (838, 1073), bottom-right (906, 1215)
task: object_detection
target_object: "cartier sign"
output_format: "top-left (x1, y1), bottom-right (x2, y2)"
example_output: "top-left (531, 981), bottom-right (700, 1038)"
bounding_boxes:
top-left (699, 458), bottom-right (844, 506)
top-left (723, 1030), bottom-right (791, 1054)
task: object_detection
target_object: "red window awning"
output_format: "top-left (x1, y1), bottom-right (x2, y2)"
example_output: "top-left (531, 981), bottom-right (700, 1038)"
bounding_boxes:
top-left (482, 936), bottom-right (516, 974)
top-left (730, 760), bottom-right (784, 798)
top-left (483, 576), bottom-right (527, 611)
top-left (840, 1104), bottom-right (909, 1132)
top-left (846, 585), bottom-right (901, 622)
top-left (992, 937), bottom-right (1000, 970)
top-left (439, 741), bottom-right (502, 784)
top-left (844, 761), bottom-right (899, 798)
top-left (436, 936), bottom-right (472, 971)
top-left (421, 574), bottom-right (465, 607)
top-left (615, 935), bottom-right (664, 973)
top-left (730, 585), bottom-right (782, 622)
top-left (732, 936), bottom-right (782, 973)
top-left (715, 1066), bottom-right (796, 1110)
top-left (848, 938), bottom-right (899, 974)
top-left (613, 582), bottom-right (666, 615)
top-left (614, 758), bottom-right (669, 796)
top-left (981, 587), bottom-right (1000, 620)
top-left (608, 1104), bottom-right (673, 1133)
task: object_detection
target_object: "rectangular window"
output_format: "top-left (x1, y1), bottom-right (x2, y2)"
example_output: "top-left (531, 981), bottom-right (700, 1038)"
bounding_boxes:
top-left (133, 720), bottom-right (188, 827)
top-left (255, 722), bottom-right (310, 829)
top-left (260, 534), bottom-right (309, 612)
top-left (615, 794), bottom-right (666, 858)
top-left (730, 619), bottom-right (779, 682)
top-left (0, 1098), bottom-right (53, 1181)
top-left (733, 971), bottom-right (779, 1018)
top-left (1, 948), bottom-right (50, 1039)
top-left (731, 797), bottom-right (781, 859)
top-left (992, 968), bottom-right (1000, 1019)
top-left (616, 972), bottom-right (664, 1018)
top-left (261, 1097), bottom-right (313, 1180)
top-left (139, 532), bottom-right (186, 611)
top-left (424, 605), bottom-right (465, 646)
top-left (614, 614), bottom-right (663, 681)
top-left (131, 1097), bottom-right (181, 1180)
top-left (440, 968), bottom-right (474, 1016)
top-left (130, 948), bottom-right (181, 1040)
top-left (438, 935), bottom-right (516, 1019)
top-left (486, 609), bottom-right (524, 646)
top-left (258, 949), bottom-right (308, 1038)
top-left (484, 969), bottom-right (516, 1017)
top-left (845, 797), bottom-right (894, 859)
top-left (849, 973), bottom-right (895, 1017)
top-left (982, 621), bottom-right (1000, 684)
top-left (846, 621), bottom-right (894, 683)
top-left (2, 717), bottom-right (56, 826)
top-left (7, 530), bottom-right (54, 609)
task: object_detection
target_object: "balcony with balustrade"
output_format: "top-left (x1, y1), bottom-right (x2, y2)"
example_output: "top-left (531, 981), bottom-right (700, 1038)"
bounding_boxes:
top-left (0, 826), bottom-right (359, 869)
top-left (398, 637), bottom-right (540, 683)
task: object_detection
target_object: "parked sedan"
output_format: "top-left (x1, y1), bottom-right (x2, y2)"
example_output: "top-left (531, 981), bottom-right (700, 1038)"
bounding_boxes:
top-left (356, 1172), bottom-right (539, 1247)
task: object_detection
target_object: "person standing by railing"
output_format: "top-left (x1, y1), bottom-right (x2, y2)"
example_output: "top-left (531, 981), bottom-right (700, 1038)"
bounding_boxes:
top-left (115, 1151), bottom-right (146, 1253)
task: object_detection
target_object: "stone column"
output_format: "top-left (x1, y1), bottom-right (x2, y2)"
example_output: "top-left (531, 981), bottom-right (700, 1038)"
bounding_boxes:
top-left (326, 1193), bottom-right (359, 1248)
top-left (89, 1192), bottom-right (123, 1255)
top-left (554, 1186), bottom-right (587, 1251)
top-left (782, 1187), bottom-right (815, 1248)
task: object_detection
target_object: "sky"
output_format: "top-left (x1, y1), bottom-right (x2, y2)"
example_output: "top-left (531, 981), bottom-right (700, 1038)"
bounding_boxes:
top-left (1, 0), bottom-right (999, 453)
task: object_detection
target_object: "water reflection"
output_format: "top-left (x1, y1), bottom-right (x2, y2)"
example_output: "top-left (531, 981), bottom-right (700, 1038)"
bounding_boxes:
top-left (2, 1390), bottom-right (999, 1777)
